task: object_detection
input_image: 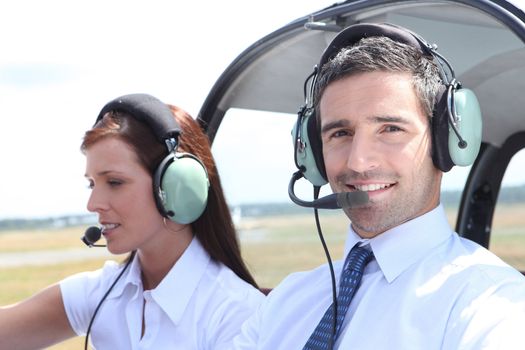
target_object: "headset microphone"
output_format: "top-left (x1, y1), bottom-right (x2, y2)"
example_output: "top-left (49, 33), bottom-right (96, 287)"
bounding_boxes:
top-left (81, 226), bottom-right (106, 247)
top-left (288, 171), bottom-right (369, 209)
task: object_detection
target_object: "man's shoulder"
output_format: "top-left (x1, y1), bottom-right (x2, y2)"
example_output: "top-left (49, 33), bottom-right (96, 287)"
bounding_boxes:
top-left (452, 236), bottom-right (525, 290)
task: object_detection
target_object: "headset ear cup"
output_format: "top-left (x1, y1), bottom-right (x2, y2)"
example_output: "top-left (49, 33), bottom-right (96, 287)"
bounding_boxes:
top-left (154, 153), bottom-right (210, 224)
top-left (448, 88), bottom-right (482, 166)
top-left (431, 86), bottom-right (455, 172)
top-left (293, 109), bottom-right (327, 186)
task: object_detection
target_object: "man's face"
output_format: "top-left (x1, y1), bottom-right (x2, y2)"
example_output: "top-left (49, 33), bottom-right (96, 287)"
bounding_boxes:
top-left (320, 71), bottom-right (442, 238)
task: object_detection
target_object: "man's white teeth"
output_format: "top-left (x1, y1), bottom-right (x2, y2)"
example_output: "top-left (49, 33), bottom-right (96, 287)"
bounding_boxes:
top-left (355, 183), bottom-right (391, 192)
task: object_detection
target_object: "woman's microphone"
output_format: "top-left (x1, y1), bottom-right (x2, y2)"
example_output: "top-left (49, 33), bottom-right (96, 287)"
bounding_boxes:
top-left (81, 226), bottom-right (106, 247)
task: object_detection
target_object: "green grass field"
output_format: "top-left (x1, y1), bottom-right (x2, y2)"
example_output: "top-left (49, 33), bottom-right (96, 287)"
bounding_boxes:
top-left (1, 206), bottom-right (524, 349)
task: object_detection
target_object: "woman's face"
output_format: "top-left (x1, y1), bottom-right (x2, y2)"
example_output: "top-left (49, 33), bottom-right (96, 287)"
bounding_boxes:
top-left (84, 137), bottom-right (165, 254)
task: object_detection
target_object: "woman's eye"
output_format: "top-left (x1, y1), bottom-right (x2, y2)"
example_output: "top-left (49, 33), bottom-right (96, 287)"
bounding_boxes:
top-left (108, 179), bottom-right (123, 187)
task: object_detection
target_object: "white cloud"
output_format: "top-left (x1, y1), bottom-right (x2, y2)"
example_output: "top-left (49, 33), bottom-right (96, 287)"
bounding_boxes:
top-left (0, 0), bottom-right (334, 218)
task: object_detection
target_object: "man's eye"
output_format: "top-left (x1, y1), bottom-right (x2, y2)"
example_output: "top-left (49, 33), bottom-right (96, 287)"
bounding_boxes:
top-left (384, 125), bottom-right (402, 133)
top-left (332, 130), bottom-right (349, 138)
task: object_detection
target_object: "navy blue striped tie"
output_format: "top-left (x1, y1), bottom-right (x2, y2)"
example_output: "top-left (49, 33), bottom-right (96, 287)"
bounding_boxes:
top-left (303, 244), bottom-right (374, 349)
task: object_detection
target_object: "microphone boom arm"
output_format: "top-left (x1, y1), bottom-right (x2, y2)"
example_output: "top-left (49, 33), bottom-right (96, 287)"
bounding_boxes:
top-left (288, 171), bottom-right (369, 209)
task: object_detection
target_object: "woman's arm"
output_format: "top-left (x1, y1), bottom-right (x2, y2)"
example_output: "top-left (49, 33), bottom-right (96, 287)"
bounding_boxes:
top-left (0, 283), bottom-right (76, 350)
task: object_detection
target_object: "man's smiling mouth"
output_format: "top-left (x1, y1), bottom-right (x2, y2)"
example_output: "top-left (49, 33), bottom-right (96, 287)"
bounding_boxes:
top-left (352, 183), bottom-right (394, 192)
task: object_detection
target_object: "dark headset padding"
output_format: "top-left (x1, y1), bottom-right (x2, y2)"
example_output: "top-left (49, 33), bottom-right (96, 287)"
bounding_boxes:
top-left (96, 93), bottom-right (181, 143)
top-left (431, 85), bottom-right (455, 172)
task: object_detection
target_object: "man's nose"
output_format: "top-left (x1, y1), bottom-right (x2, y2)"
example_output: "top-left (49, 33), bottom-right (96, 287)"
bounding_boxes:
top-left (346, 132), bottom-right (379, 173)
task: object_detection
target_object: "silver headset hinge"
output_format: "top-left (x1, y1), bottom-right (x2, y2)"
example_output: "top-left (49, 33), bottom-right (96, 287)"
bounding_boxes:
top-left (165, 137), bottom-right (178, 153)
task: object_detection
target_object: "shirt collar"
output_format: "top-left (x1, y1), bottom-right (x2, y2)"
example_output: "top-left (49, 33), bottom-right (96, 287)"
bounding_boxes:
top-left (105, 252), bottom-right (142, 300)
top-left (104, 237), bottom-right (211, 326)
top-left (150, 237), bottom-right (211, 325)
top-left (345, 204), bottom-right (453, 283)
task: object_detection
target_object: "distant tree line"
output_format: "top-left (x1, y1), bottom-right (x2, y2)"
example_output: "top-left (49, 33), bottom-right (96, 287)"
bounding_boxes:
top-left (1, 185), bottom-right (524, 232)
top-left (0, 214), bottom-right (96, 232)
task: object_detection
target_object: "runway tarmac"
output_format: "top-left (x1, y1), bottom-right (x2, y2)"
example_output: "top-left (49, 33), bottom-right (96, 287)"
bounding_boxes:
top-left (0, 248), bottom-right (115, 268)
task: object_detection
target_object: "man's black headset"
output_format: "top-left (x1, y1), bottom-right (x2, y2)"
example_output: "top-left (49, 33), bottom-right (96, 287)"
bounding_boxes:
top-left (291, 22), bottom-right (483, 195)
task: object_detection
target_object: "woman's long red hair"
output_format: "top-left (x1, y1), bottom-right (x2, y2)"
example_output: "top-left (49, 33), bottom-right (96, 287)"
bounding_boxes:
top-left (81, 105), bottom-right (258, 288)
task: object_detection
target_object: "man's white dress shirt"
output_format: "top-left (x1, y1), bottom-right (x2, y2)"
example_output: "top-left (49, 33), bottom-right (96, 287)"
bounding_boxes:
top-left (234, 205), bottom-right (525, 349)
top-left (61, 237), bottom-right (264, 349)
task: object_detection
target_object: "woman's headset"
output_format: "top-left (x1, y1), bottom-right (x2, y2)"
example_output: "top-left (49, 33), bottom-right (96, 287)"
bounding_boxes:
top-left (96, 93), bottom-right (210, 224)
top-left (292, 22), bottom-right (483, 187)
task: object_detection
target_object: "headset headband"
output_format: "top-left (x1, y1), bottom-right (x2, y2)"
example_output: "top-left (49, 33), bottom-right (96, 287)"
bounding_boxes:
top-left (318, 23), bottom-right (434, 69)
top-left (96, 93), bottom-right (181, 144)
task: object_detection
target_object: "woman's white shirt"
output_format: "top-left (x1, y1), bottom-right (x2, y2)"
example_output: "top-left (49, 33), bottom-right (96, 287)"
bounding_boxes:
top-left (60, 237), bottom-right (264, 349)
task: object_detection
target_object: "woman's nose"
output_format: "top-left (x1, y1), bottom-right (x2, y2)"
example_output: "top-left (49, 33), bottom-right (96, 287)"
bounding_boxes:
top-left (86, 187), bottom-right (109, 213)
